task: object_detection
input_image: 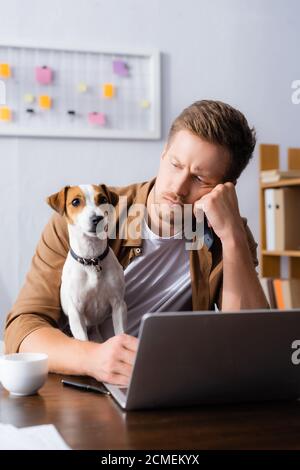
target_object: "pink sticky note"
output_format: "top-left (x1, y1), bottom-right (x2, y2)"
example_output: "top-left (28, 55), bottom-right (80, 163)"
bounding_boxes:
top-left (35, 66), bottom-right (53, 85)
top-left (88, 112), bottom-right (106, 126)
top-left (112, 60), bottom-right (128, 76)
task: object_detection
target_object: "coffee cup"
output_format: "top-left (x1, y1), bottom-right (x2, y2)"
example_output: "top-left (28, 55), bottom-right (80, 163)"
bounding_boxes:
top-left (0, 352), bottom-right (48, 396)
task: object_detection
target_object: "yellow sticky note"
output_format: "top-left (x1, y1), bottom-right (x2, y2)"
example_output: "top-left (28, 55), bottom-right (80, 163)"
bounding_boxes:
top-left (77, 82), bottom-right (87, 93)
top-left (0, 106), bottom-right (12, 121)
top-left (0, 63), bottom-right (11, 78)
top-left (140, 99), bottom-right (150, 109)
top-left (102, 83), bottom-right (115, 98)
top-left (24, 93), bottom-right (34, 104)
top-left (39, 95), bottom-right (52, 109)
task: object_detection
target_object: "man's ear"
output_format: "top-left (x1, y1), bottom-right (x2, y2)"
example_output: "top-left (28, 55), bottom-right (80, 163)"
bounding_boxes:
top-left (46, 186), bottom-right (70, 215)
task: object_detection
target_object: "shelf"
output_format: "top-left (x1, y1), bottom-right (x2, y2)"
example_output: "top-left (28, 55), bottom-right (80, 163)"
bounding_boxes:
top-left (262, 250), bottom-right (300, 257)
top-left (259, 145), bottom-right (300, 278)
top-left (261, 178), bottom-right (300, 189)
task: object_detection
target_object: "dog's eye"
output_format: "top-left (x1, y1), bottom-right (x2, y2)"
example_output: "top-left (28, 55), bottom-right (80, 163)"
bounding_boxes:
top-left (71, 198), bottom-right (81, 207)
top-left (99, 196), bottom-right (108, 205)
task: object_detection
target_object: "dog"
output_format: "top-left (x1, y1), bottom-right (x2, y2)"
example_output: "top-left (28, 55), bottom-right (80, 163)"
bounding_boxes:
top-left (46, 184), bottom-right (127, 342)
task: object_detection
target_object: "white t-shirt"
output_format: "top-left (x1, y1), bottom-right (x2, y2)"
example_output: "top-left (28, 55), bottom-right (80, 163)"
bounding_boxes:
top-left (100, 219), bottom-right (192, 340)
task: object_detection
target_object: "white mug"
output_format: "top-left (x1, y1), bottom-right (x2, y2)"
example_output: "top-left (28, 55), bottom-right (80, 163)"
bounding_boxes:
top-left (0, 352), bottom-right (48, 396)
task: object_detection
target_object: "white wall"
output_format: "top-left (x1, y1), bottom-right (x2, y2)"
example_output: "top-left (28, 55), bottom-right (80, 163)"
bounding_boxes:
top-left (0, 0), bottom-right (299, 335)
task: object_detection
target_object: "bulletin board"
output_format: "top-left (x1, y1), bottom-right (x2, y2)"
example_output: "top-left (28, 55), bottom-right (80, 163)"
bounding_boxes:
top-left (0, 42), bottom-right (161, 139)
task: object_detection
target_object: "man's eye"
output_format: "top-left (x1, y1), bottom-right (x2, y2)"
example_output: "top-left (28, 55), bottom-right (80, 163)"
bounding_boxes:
top-left (193, 175), bottom-right (207, 184)
top-left (71, 198), bottom-right (80, 207)
top-left (99, 196), bottom-right (108, 204)
top-left (171, 162), bottom-right (179, 168)
top-left (193, 175), bottom-right (202, 182)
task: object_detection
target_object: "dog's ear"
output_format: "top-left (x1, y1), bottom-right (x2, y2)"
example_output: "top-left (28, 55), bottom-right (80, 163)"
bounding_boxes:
top-left (98, 184), bottom-right (119, 206)
top-left (109, 190), bottom-right (119, 206)
top-left (46, 186), bottom-right (70, 215)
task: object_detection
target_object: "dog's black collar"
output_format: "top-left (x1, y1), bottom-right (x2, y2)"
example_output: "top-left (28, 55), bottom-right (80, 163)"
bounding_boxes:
top-left (69, 244), bottom-right (109, 271)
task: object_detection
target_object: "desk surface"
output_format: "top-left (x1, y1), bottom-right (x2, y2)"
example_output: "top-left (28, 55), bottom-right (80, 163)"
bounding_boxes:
top-left (1, 373), bottom-right (300, 450)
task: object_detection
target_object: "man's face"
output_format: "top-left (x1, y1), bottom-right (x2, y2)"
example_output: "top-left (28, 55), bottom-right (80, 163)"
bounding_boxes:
top-left (152, 129), bottom-right (231, 225)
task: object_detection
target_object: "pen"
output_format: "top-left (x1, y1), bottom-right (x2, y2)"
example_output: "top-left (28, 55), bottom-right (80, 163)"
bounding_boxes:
top-left (61, 379), bottom-right (111, 396)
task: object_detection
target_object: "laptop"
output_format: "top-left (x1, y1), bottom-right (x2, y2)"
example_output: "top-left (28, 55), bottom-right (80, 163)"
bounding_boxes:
top-left (103, 310), bottom-right (300, 411)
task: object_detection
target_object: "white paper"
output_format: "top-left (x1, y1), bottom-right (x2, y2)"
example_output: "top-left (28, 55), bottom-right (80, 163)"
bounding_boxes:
top-left (0, 423), bottom-right (71, 450)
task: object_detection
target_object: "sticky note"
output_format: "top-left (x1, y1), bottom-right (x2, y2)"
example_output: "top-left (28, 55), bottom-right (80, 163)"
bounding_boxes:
top-left (35, 66), bottom-right (53, 85)
top-left (77, 82), bottom-right (87, 93)
top-left (0, 106), bottom-right (12, 121)
top-left (88, 112), bottom-right (106, 126)
top-left (0, 63), bottom-right (11, 78)
top-left (112, 60), bottom-right (128, 77)
top-left (102, 83), bottom-right (115, 99)
top-left (140, 99), bottom-right (150, 109)
top-left (24, 93), bottom-right (34, 104)
top-left (39, 95), bottom-right (52, 109)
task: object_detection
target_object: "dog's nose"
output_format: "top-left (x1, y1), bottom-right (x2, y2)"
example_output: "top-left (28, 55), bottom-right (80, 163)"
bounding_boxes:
top-left (92, 215), bottom-right (104, 226)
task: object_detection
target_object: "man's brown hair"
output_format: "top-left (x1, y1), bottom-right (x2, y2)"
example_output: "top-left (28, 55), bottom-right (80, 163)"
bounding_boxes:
top-left (167, 100), bottom-right (256, 182)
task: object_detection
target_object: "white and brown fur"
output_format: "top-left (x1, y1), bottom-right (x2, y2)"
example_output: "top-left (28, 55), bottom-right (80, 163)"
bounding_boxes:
top-left (47, 184), bottom-right (127, 342)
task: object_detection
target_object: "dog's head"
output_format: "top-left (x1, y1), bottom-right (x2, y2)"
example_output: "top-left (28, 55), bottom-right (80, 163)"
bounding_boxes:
top-left (46, 184), bottom-right (113, 237)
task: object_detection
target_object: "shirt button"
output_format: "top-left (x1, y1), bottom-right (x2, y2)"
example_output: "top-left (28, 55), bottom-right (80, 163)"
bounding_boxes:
top-left (135, 247), bottom-right (142, 254)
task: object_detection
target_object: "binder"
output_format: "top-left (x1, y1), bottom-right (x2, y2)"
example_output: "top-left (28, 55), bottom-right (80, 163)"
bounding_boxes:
top-left (273, 278), bottom-right (300, 309)
top-left (273, 279), bottom-right (285, 309)
top-left (276, 188), bottom-right (300, 250)
top-left (275, 189), bottom-right (284, 251)
top-left (265, 189), bottom-right (276, 250)
top-left (265, 187), bottom-right (300, 251)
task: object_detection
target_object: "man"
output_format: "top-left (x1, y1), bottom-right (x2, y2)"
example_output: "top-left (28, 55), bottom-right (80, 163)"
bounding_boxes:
top-left (4, 100), bottom-right (269, 387)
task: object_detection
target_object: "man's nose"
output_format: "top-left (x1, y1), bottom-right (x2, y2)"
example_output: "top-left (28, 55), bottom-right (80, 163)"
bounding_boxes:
top-left (91, 215), bottom-right (104, 226)
top-left (172, 174), bottom-right (189, 199)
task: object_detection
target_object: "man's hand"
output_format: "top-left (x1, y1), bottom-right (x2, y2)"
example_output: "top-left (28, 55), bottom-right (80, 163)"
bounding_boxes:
top-left (192, 182), bottom-right (269, 310)
top-left (20, 327), bottom-right (139, 386)
top-left (193, 182), bottom-right (245, 242)
top-left (85, 333), bottom-right (139, 387)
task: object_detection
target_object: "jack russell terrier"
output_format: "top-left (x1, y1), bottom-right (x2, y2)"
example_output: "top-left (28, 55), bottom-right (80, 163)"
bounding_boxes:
top-left (46, 184), bottom-right (127, 342)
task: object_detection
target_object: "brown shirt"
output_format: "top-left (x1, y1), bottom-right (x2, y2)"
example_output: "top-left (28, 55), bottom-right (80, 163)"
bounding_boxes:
top-left (4, 178), bottom-right (260, 353)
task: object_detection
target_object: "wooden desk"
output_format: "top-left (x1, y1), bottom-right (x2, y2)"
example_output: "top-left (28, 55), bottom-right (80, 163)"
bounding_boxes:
top-left (1, 373), bottom-right (300, 450)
